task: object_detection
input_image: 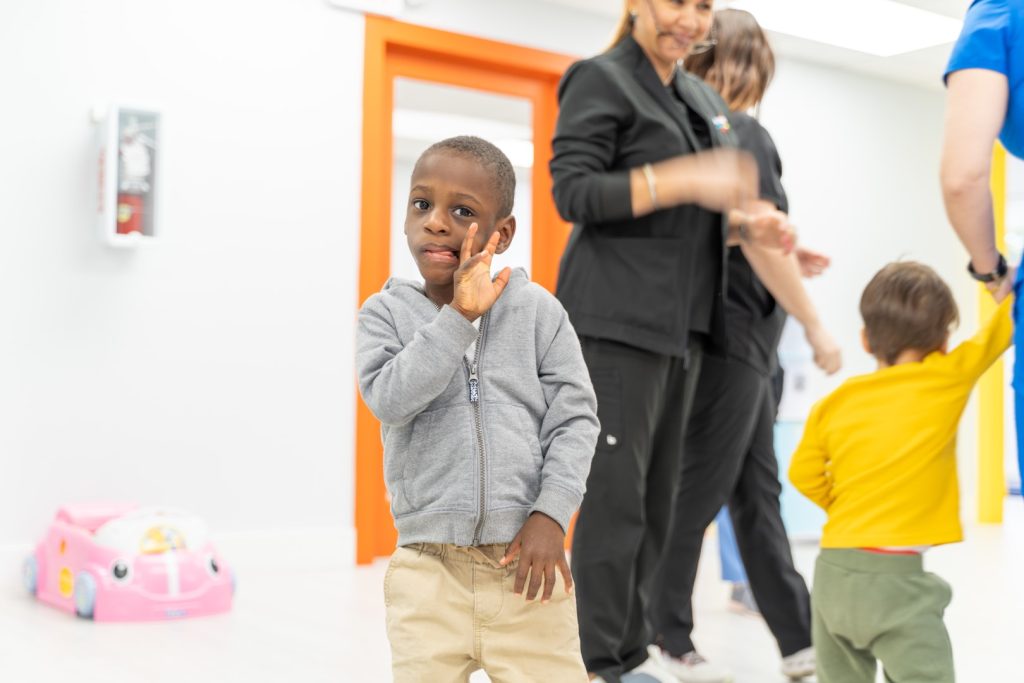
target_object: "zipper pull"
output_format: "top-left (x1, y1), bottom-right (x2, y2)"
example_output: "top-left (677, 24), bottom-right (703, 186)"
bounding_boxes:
top-left (468, 364), bottom-right (479, 403)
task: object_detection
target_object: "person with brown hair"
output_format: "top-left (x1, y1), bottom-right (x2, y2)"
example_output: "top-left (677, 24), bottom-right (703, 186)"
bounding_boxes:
top-left (646, 9), bottom-right (838, 682)
top-left (549, 1), bottom-right (795, 681)
top-left (789, 261), bottom-right (1011, 683)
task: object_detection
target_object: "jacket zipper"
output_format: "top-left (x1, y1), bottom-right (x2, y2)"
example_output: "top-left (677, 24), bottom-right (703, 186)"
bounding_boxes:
top-left (466, 313), bottom-right (489, 545)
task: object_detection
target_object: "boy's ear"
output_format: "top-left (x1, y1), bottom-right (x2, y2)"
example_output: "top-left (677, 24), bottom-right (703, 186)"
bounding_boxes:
top-left (494, 215), bottom-right (516, 255)
top-left (860, 328), bottom-right (871, 355)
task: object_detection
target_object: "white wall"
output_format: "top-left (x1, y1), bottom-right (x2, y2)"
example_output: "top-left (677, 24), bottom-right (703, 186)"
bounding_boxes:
top-left (760, 59), bottom-right (980, 512)
top-left (0, 0), bottom-right (983, 556)
top-left (0, 0), bottom-right (364, 559)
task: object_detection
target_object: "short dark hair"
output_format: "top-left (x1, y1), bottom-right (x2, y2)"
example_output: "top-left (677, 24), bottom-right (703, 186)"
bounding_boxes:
top-left (416, 136), bottom-right (516, 218)
top-left (860, 262), bottom-right (959, 365)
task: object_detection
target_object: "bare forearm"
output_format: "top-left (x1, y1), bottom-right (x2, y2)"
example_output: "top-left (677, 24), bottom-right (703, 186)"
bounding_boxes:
top-left (941, 69), bottom-right (1009, 273)
top-left (626, 158), bottom-right (708, 218)
top-left (741, 244), bottom-right (821, 329)
top-left (941, 171), bottom-right (1000, 272)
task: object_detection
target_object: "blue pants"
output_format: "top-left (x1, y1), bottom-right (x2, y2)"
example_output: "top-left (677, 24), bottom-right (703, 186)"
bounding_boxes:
top-left (717, 507), bottom-right (747, 583)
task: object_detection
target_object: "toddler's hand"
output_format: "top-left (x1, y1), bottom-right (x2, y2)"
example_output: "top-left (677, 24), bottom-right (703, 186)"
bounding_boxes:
top-left (988, 266), bottom-right (1015, 303)
top-left (499, 512), bottom-right (572, 604)
top-left (451, 223), bottom-right (511, 322)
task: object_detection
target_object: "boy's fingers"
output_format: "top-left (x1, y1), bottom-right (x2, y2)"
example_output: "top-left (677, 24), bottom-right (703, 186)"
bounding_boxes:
top-left (514, 561), bottom-right (529, 595)
top-left (492, 267), bottom-right (512, 294)
top-left (484, 230), bottom-right (500, 256)
top-left (460, 223), bottom-right (478, 262)
top-left (558, 559), bottom-right (573, 595)
top-left (500, 538), bottom-right (521, 566)
top-left (525, 563), bottom-right (543, 601)
top-left (541, 565), bottom-right (556, 603)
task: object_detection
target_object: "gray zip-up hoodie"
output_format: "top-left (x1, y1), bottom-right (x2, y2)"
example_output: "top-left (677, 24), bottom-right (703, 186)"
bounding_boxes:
top-left (356, 268), bottom-right (599, 547)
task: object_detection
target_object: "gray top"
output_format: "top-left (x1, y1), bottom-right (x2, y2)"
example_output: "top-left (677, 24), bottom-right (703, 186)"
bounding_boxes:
top-left (356, 268), bottom-right (600, 546)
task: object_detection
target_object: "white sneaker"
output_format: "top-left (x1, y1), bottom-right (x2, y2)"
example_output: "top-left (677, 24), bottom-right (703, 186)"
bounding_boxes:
top-left (651, 646), bottom-right (732, 683)
top-left (780, 646), bottom-right (815, 680)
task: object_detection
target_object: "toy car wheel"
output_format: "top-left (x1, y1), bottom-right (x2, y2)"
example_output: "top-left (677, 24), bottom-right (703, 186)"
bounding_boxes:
top-left (74, 572), bottom-right (97, 619)
top-left (23, 557), bottom-right (38, 596)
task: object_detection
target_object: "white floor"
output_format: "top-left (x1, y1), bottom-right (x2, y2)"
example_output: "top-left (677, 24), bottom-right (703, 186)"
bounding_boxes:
top-left (1, 502), bottom-right (1021, 683)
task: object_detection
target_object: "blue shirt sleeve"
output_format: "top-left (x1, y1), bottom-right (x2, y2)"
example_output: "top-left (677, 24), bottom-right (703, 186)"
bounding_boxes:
top-left (944, 0), bottom-right (1010, 83)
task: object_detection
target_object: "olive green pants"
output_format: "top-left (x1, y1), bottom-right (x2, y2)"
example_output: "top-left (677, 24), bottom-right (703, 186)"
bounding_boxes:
top-left (384, 543), bottom-right (588, 682)
top-left (812, 549), bottom-right (954, 683)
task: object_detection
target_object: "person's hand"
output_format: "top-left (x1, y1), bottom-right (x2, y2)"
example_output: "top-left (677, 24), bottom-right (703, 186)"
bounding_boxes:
top-left (741, 209), bottom-right (796, 255)
top-left (986, 266), bottom-right (1015, 303)
top-left (451, 223), bottom-right (512, 322)
top-left (499, 512), bottom-right (572, 604)
top-left (805, 323), bottom-right (842, 375)
top-left (795, 246), bottom-right (831, 278)
top-left (663, 148), bottom-right (759, 213)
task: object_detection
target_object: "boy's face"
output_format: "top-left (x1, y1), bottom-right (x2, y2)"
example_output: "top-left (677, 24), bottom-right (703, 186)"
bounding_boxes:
top-left (404, 152), bottom-right (515, 288)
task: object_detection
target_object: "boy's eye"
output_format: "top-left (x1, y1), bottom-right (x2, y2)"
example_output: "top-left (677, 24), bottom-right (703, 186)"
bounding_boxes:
top-left (454, 207), bottom-right (475, 218)
top-left (412, 199), bottom-right (429, 211)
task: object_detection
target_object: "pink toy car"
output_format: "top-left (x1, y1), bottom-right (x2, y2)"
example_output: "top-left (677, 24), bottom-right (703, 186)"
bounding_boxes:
top-left (24, 503), bottom-right (234, 621)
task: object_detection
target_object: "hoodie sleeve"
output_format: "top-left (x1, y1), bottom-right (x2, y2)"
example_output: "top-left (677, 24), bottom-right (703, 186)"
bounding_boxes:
top-left (356, 294), bottom-right (479, 427)
top-left (529, 296), bottom-right (600, 533)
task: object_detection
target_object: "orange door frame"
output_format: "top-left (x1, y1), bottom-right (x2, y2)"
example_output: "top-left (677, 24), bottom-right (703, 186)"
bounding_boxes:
top-left (357, 16), bottom-right (575, 564)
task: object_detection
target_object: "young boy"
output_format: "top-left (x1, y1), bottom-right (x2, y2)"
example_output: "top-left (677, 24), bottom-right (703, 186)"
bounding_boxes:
top-left (356, 136), bottom-right (599, 682)
top-left (789, 261), bottom-right (1012, 683)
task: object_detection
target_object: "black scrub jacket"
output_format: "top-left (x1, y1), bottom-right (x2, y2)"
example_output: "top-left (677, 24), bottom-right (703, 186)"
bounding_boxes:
top-left (550, 35), bottom-right (740, 359)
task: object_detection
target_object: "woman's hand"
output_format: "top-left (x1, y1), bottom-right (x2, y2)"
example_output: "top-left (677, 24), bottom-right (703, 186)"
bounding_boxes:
top-left (739, 208), bottom-right (796, 254)
top-left (654, 148), bottom-right (759, 214)
top-left (795, 247), bottom-right (831, 278)
top-left (451, 223), bottom-right (512, 322)
top-left (805, 323), bottom-right (842, 375)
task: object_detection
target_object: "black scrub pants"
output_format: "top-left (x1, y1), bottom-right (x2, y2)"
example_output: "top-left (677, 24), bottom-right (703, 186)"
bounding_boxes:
top-left (651, 352), bottom-right (812, 658)
top-left (572, 336), bottom-right (704, 683)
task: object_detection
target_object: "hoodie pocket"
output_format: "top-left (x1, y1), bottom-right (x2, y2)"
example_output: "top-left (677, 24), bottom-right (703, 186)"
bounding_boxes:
top-left (397, 405), bottom-right (478, 515)
top-left (486, 403), bottom-right (543, 511)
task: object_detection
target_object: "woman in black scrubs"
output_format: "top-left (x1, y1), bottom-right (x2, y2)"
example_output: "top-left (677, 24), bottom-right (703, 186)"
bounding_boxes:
top-left (649, 9), bottom-right (841, 683)
top-left (550, 2), bottom-right (794, 681)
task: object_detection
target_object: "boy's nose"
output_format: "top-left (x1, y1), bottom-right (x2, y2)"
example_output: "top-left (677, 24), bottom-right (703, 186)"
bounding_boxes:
top-left (423, 211), bottom-right (449, 234)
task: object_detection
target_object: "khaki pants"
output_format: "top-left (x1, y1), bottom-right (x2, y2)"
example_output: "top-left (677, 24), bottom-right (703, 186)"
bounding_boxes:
top-left (812, 549), bottom-right (954, 683)
top-left (384, 543), bottom-right (588, 682)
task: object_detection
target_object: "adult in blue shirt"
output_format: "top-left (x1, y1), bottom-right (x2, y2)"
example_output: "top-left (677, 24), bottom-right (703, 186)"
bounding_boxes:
top-left (941, 0), bottom-right (1023, 482)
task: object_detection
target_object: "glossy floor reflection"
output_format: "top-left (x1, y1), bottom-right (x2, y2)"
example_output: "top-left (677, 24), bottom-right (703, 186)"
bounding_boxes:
top-left (1, 501), bottom-right (1020, 682)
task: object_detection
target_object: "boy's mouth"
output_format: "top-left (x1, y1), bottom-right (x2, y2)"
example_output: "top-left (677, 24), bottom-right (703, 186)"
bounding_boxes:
top-left (421, 244), bottom-right (459, 264)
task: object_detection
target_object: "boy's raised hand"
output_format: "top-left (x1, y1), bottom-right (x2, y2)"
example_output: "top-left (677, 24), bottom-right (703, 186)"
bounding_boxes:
top-left (500, 512), bottom-right (572, 604)
top-left (451, 223), bottom-right (512, 322)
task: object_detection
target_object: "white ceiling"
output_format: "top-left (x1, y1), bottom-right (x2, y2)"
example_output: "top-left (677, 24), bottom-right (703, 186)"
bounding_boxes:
top-left (538, 0), bottom-right (973, 90)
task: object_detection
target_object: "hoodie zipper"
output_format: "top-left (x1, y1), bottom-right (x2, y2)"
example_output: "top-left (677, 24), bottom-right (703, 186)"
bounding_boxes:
top-left (467, 313), bottom-right (489, 545)
top-left (427, 296), bottom-right (491, 546)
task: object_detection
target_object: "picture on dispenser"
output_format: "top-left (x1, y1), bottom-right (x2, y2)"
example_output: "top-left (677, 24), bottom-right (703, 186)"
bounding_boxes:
top-left (115, 110), bottom-right (158, 236)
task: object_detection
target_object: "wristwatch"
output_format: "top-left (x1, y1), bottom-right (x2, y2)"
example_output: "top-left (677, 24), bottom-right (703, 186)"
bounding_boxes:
top-left (967, 253), bottom-right (1008, 283)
